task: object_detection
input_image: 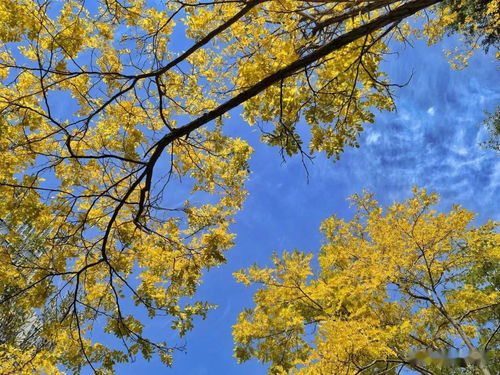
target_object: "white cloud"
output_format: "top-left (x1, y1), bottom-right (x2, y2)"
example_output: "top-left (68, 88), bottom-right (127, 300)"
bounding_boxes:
top-left (366, 132), bottom-right (381, 145)
top-left (427, 107), bottom-right (435, 116)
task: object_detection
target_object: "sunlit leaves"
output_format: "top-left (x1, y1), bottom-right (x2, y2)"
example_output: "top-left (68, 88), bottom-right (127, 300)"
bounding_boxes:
top-left (234, 188), bottom-right (499, 374)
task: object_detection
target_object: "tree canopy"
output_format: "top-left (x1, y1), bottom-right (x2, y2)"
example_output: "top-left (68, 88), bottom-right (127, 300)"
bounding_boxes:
top-left (0, 0), bottom-right (498, 373)
top-left (233, 188), bottom-right (499, 375)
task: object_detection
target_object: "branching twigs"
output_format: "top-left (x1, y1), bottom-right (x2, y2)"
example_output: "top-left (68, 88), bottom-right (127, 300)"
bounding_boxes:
top-left (149, 0), bottom-right (442, 147)
top-left (1, 0), bottom-right (448, 371)
top-left (312, 0), bottom-right (398, 34)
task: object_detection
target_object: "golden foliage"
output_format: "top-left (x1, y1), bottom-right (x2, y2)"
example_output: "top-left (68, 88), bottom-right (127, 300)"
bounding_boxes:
top-left (234, 188), bottom-right (498, 374)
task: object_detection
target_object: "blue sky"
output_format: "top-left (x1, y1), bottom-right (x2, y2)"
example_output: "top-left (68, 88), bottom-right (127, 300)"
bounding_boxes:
top-left (112, 31), bottom-right (499, 374)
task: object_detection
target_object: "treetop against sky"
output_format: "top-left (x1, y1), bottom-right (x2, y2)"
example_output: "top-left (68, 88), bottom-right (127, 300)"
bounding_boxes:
top-left (0, 0), bottom-right (498, 374)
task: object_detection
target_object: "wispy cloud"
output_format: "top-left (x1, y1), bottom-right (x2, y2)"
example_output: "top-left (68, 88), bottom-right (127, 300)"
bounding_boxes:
top-left (311, 39), bottom-right (499, 222)
top-left (366, 131), bottom-right (382, 145)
